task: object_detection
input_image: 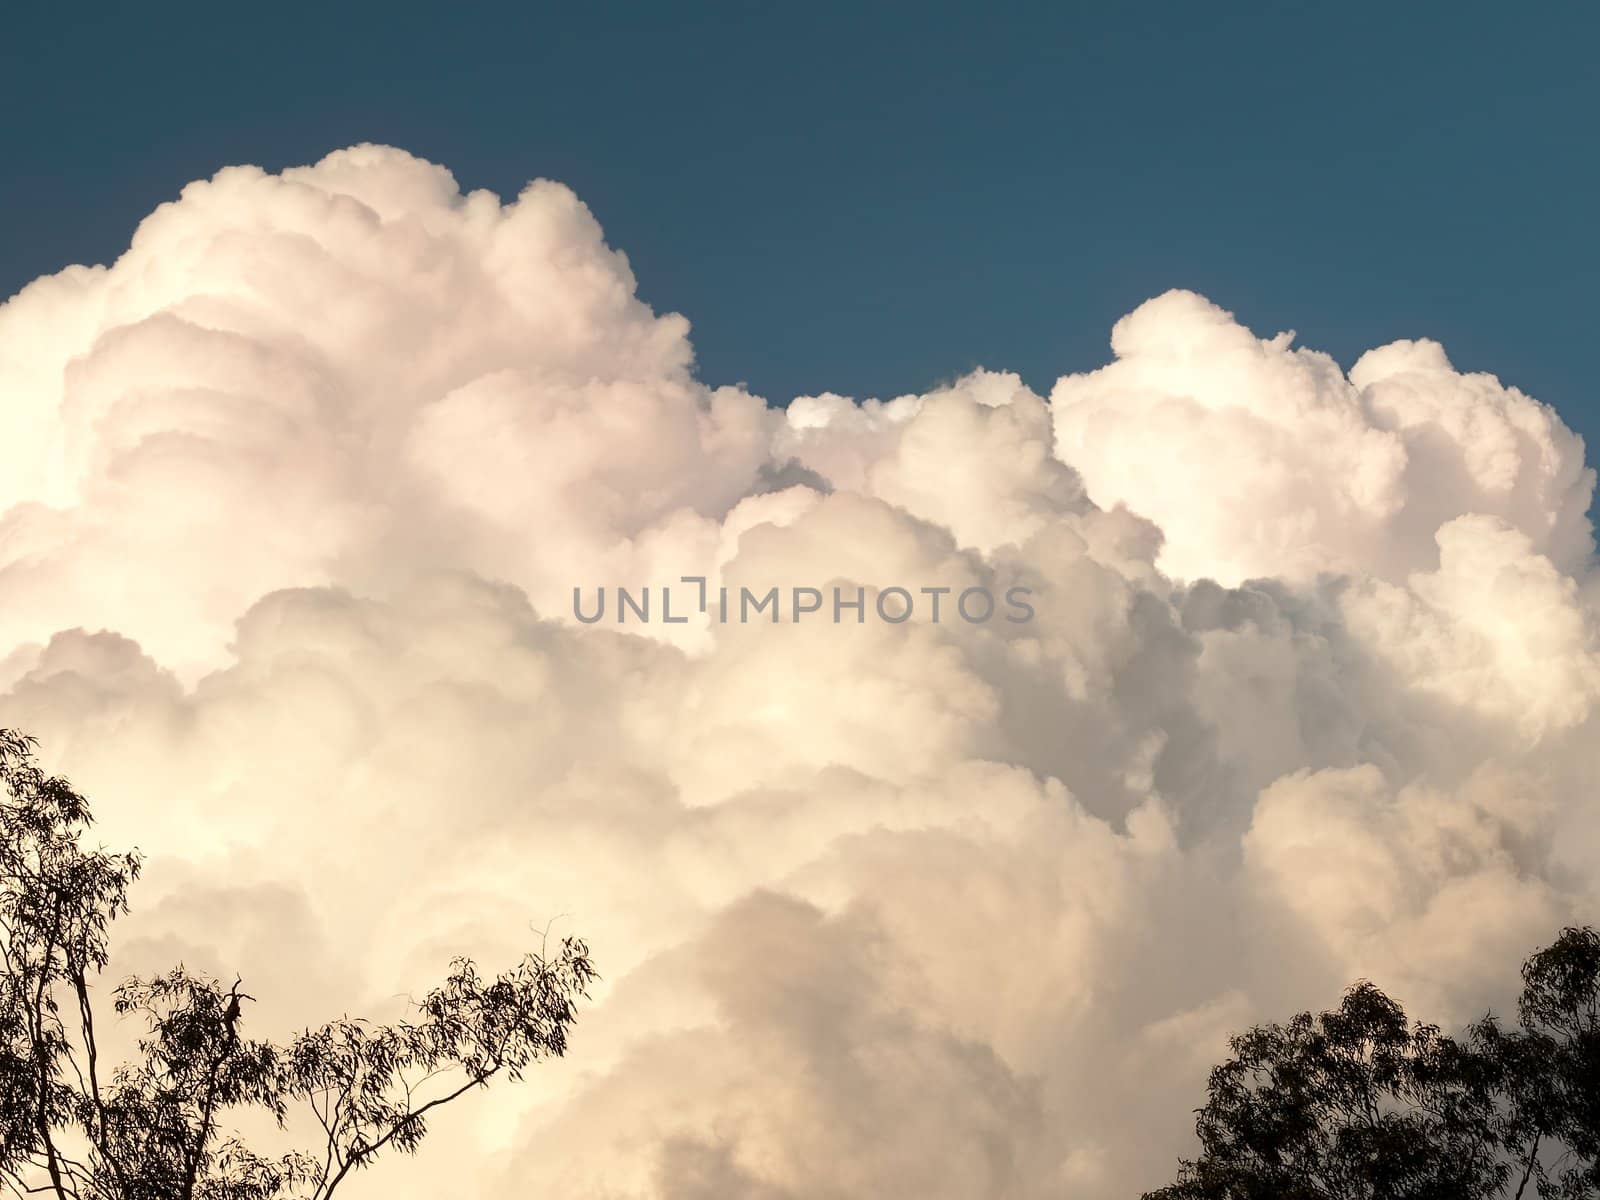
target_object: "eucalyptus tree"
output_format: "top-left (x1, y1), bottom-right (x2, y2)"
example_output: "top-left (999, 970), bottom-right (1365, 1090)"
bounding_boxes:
top-left (1146, 926), bottom-right (1599, 1199)
top-left (1, 727), bottom-right (595, 1199)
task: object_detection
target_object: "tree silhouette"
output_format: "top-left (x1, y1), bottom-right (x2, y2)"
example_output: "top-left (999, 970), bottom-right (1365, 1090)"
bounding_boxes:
top-left (1145, 927), bottom-right (1600, 1199)
top-left (0, 728), bottom-right (595, 1199)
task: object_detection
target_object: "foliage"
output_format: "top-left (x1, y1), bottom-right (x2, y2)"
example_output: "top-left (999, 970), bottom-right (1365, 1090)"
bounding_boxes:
top-left (0, 728), bottom-right (595, 1199)
top-left (1145, 927), bottom-right (1600, 1200)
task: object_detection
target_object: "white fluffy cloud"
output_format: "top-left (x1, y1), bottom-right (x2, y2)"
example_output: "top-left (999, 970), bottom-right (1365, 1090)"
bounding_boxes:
top-left (2, 145), bottom-right (1598, 1199)
top-left (1051, 290), bottom-right (1594, 586)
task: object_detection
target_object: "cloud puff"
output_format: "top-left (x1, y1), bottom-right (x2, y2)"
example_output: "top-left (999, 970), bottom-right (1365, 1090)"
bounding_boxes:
top-left (1051, 289), bottom-right (1594, 586)
top-left (2, 146), bottom-right (1598, 1199)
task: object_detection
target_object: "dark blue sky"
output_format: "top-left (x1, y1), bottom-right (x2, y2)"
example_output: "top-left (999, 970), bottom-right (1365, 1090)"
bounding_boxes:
top-left (5, 3), bottom-right (1597, 443)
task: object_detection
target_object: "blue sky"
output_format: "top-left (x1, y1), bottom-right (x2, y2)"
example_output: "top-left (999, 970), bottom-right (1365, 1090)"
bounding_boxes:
top-left (5, 2), bottom-right (1596, 441)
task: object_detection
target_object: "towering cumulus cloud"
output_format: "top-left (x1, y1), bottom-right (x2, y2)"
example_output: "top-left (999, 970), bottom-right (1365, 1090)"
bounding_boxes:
top-left (2, 145), bottom-right (1597, 1197)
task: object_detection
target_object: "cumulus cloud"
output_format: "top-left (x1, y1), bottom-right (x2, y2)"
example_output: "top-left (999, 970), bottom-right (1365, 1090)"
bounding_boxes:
top-left (2, 145), bottom-right (1598, 1198)
top-left (1051, 290), bottom-right (1594, 586)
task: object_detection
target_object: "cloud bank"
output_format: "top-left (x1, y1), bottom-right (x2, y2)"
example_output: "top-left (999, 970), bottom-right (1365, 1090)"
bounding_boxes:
top-left (2, 145), bottom-right (1597, 1198)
